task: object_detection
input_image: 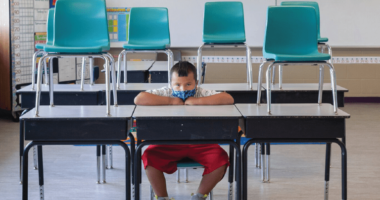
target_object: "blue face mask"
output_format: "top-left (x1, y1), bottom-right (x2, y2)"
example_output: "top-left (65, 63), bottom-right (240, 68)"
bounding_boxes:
top-left (172, 88), bottom-right (196, 101)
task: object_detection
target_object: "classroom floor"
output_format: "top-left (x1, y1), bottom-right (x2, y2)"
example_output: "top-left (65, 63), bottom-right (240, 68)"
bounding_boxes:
top-left (0, 103), bottom-right (379, 200)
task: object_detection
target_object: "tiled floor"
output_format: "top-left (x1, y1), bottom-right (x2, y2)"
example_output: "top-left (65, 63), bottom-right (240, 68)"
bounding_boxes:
top-left (0, 103), bottom-right (379, 200)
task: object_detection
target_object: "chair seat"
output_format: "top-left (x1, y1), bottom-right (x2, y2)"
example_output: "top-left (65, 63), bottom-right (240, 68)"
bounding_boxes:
top-left (123, 42), bottom-right (168, 50)
top-left (203, 35), bottom-right (246, 44)
top-left (318, 37), bottom-right (329, 43)
top-left (177, 158), bottom-right (204, 168)
top-left (264, 52), bottom-right (331, 62)
top-left (43, 44), bottom-right (109, 53)
top-left (35, 44), bottom-right (45, 50)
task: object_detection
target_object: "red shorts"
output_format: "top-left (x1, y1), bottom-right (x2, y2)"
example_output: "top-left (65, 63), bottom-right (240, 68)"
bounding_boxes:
top-left (142, 144), bottom-right (229, 176)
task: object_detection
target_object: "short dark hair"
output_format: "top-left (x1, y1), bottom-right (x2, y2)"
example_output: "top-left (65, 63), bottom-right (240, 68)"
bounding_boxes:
top-left (170, 61), bottom-right (197, 81)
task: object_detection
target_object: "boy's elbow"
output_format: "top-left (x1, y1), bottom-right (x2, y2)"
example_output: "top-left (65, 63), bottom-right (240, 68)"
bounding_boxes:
top-left (134, 93), bottom-right (145, 105)
top-left (227, 95), bottom-right (234, 104)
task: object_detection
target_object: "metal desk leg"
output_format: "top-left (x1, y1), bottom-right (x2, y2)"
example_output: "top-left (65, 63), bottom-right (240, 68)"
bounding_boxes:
top-left (105, 145), bottom-right (109, 169)
top-left (228, 145), bottom-right (234, 200)
top-left (255, 143), bottom-right (258, 167)
top-left (243, 139), bottom-right (255, 200)
top-left (324, 143), bottom-right (332, 200)
top-left (129, 133), bottom-right (135, 199)
top-left (109, 145), bottom-right (113, 169)
top-left (22, 142), bottom-right (34, 200)
top-left (261, 143), bottom-right (266, 182)
top-left (102, 145), bottom-right (106, 183)
top-left (37, 146), bottom-right (44, 200)
top-left (265, 143), bottom-right (270, 183)
top-left (33, 146), bottom-right (38, 170)
top-left (19, 119), bottom-right (24, 184)
top-left (96, 145), bottom-right (101, 184)
top-left (338, 142), bottom-right (347, 200)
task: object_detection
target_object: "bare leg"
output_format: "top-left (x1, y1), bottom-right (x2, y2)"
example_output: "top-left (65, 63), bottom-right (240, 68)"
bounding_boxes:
top-left (146, 166), bottom-right (168, 197)
top-left (197, 165), bottom-right (227, 195)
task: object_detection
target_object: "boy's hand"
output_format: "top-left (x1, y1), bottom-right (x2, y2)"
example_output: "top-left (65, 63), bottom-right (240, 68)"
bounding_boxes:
top-left (170, 97), bottom-right (184, 105)
top-left (184, 97), bottom-right (199, 105)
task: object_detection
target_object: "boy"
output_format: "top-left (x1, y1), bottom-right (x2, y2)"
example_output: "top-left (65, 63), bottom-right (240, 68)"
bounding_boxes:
top-left (134, 61), bottom-right (234, 200)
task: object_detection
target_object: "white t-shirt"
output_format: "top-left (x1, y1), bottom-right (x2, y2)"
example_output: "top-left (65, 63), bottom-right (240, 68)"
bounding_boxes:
top-left (145, 87), bottom-right (220, 98)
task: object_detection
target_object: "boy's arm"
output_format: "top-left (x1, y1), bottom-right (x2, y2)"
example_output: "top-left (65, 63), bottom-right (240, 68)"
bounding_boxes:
top-left (134, 92), bottom-right (184, 105)
top-left (185, 92), bottom-right (234, 105)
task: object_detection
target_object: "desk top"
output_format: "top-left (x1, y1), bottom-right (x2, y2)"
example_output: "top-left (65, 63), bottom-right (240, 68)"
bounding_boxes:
top-left (20, 105), bottom-right (135, 119)
top-left (133, 105), bottom-right (242, 118)
top-left (264, 83), bottom-right (349, 92)
top-left (200, 83), bottom-right (263, 91)
top-left (101, 61), bottom-right (154, 72)
top-left (149, 61), bottom-right (179, 72)
top-left (235, 103), bottom-right (350, 118)
top-left (114, 83), bottom-right (168, 91)
top-left (17, 84), bottom-right (106, 93)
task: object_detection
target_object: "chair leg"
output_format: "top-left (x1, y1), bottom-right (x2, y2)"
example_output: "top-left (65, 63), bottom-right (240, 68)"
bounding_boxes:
top-left (278, 65), bottom-right (283, 89)
top-left (80, 57), bottom-right (86, 91)
top-left (33, 146), bottom-right (38, 170)
top-left (325, 63), bottom-right (338, 112)
top-left (105, 53), bottom-right (118, 106)
top-left (96, 145), bottom-right (101, 184)
top-left (257, 61), bottom-right (269, 105)
top-left (89, 57), bottom-right (94, 85)
top-left (197, 44), bottom-right (205, 86)
top-left (43, 59), bottom-right (48, 85)
top-left (318, 65), bottom-right (325, 104)
top-left (244, 44), bottom-right (253, 89)
top-left (165, 49), bottom-right (174, 87)
top-left (266, 63), bottom-right (275, 113)
top-left (31, 50), bottom-right (43, 90)
top-left (123, 53), bottom-right (127, 85)
top-left (271, 65), bottom-right (276, 85)
top-left (185, 168), bottom-right (189, 183)
top-left (209, 190), bottom-right (213, 200)
top-left (150, 185), bottom-right (155, 200)
top-left (177, 169), bottom-right (181, 183)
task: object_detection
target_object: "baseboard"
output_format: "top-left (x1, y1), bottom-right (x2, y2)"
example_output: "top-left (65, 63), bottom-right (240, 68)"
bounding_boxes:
top-left (345, 97), bottom-right (380, 103)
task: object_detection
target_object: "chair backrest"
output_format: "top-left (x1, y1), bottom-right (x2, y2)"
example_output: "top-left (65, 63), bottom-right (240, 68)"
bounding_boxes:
top-left (281, 1), bottom-right (322, 39)
top-left (203, 2), bottom-right (246, 43)
top-left (263, 6), bottom-right (318, 55)
top-left (53, 0), bottom-right (110, 49)
top-left (46, 8), bottom-right (54, 45)
top-left (128, 7), bottom-right (170, 45)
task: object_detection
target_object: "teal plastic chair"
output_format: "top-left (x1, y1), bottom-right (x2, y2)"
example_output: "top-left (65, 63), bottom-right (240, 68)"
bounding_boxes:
top-left (149, 158), bottom-right (213, 200)
top-left (197, 2), bottom-right (253, 89)
top-left (257, 6), bottom-right (338, 113)
top-left (271, 2), bottom-right (332, 88)
top-left (117, 7), bottom-right (173, 88)
top-left (34, 0), bottom-right (117, 118)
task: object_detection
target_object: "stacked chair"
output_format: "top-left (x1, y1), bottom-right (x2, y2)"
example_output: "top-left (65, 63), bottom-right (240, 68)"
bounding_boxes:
top-left (271, 1), bottom-right (332, 89)
top-left (255, 5), bottom-right (338, 183)
top-left (22, 1), bottom-right (130, 198)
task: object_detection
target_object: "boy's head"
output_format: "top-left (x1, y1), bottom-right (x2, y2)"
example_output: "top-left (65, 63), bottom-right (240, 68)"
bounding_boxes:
top-left (170, 61), bottom-right (198, 91)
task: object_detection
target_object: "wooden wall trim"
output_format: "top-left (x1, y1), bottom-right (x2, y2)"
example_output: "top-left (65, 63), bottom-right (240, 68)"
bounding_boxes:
top-left (0, 0), bottom-right (11, 111)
